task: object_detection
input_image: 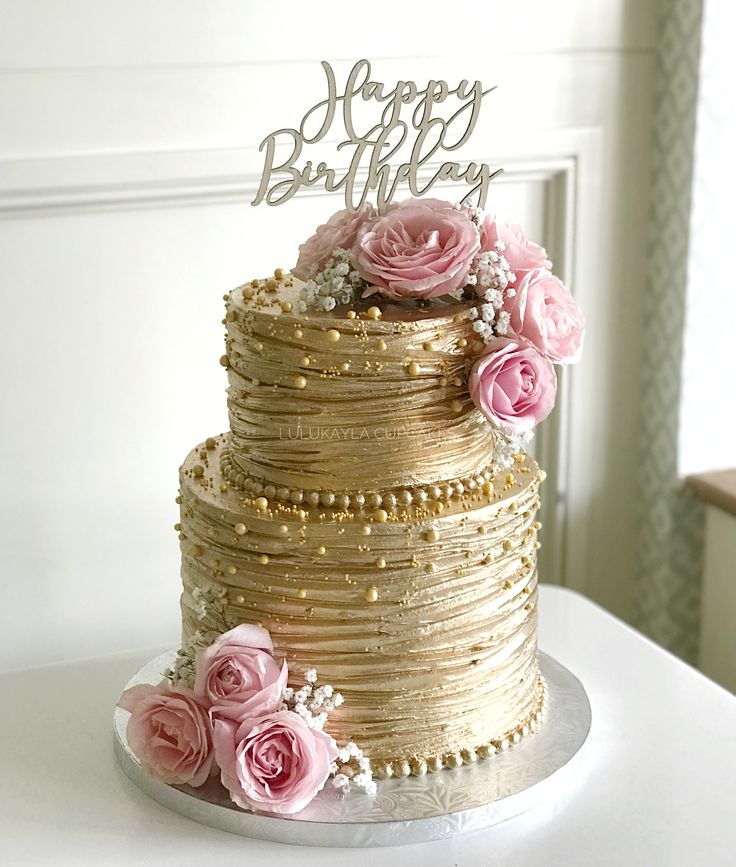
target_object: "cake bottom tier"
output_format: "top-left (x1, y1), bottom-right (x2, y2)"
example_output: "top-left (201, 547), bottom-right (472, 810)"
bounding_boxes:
top-left (177, 435), bottom-right (545, 776)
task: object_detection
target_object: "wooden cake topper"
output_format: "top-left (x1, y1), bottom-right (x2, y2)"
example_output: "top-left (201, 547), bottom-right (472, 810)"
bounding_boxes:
top-left (252, 59), bottom-right (501, 213)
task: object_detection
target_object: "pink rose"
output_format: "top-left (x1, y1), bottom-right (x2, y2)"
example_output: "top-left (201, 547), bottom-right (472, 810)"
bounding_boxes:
top-left (354, 198), bottom-right (480, 299)
top-left (506, 268), bottom-right (584, 364)
top-left (479, 215), bottom-right (550, 276)
top-left (293, 204), bottom-right (375, 280)
top-left (469, 337), bottom-right (557, 435)
top-left (118, 682), bottom-right (215, 787)
top-left (194, 624), bottom-right (287, 721)
top-left (214, 711), bottom-right (338, 815)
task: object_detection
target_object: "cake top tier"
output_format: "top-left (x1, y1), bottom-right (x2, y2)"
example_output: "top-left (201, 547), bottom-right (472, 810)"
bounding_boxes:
top-left (218, 197), bottom-right (583, 508)
top-left (222, 275), bottom-right (498, 501)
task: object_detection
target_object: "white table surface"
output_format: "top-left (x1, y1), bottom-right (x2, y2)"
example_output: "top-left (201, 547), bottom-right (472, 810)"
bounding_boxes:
top-left (2, 585), bottom-right (734, 866)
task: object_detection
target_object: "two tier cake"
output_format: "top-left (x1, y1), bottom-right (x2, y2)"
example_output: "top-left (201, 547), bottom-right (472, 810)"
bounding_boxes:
top-left (118, 197), bottom-right (583, 814)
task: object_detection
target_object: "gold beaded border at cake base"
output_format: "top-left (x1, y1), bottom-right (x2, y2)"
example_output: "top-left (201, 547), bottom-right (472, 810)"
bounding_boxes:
top-left (219, 446), bottom-right (528, 510)
top-left (372, 675), bottom-right (548, 779)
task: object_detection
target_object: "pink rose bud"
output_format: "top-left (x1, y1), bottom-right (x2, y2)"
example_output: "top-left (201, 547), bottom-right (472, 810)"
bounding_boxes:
top-left (293, 203), bottom-right (375, 280)
top-left (469, 337), bottom-right (557, 435)
top-left (354, 198), bottom-right (480, 299)
top-left (194, 624), bottom-right (287, 722)
top-left (479, 215), bottom-right (550, 276)
top-left (505, 268), bottom-right (584, 364)
top-left (214, 710), bottom-right (339, 815)
top-left (118, 682), bottom-right (215, 787)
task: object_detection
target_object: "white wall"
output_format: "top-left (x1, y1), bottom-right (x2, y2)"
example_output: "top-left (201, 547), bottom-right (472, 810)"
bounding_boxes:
top-left (0, 0), bottom-right (661, 671)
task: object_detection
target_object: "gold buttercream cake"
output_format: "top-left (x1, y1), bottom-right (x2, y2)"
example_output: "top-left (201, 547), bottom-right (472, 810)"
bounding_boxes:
top-left (177, 273), bottom-right (547, 778)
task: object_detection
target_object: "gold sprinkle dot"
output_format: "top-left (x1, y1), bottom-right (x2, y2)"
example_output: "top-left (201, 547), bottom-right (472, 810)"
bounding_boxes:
top-left (361, 525), bottom-right (372, 536)
top-left (457, 337), bottom-right (468, 348)
top-left (453, 313), bottom-right (465, 324)
top-left (297, 509), bottom-right (307, 521)
top-left (406, 361), bottom-right (420, 376)
top-left (506, 473), bottom-right (515, 484)
top-left (235, 594), bottom-right (245, 604)
top-left (279, 524), bottom-right (289, 534)
top-left (375, 557), bottom-right (386, 569)
top-left (366, 306), bottom-right (382, 320)
top-left (425, 562), bottom-right (436, 573)
top-left (317, 545), bottom-right (326, 555)
top-left (205, 437), bottom-right (216, 450)
top-left (258, 554), bottom-right (269, 565)
top-left (376, 339), bottom-right (387, 351)
top-left (294, 328), bottom-right (304, 338)
top-left (234, 522), bottom-right (247, 536)
top-left (219, 355), bottom-right (229, 368)
top-left (326, 328), bottom-right (341, 343)
top-left (254, 496), bottom-right (269, 511)
top-left (503, 540), bottom-right (513, 552)
top-left (297, 588), bottom-right (307, 598)
top-left (364, 585), bottom-right (379, 602)
top-left (450, 400), bottom-right (463, 413)
top-left (274, 267), bottom-right (285, 280)
top-left (193, 464), bottom-right (204, 478)
top-left (339, 362), bottom-right (350, 372)
top-left (374, 509), bottom-right (388, 523)
top-left (301, 356), bottom-right (311, 367)
top-left (424, 528), bottom-right (440, 543)
top-left (227, 565), bottom-right (238, 575)
top-left (534, 521), bottom-right (543, 530)
top-left (295, 374), bottom-right (307, 389)
top-left (423, 341), bottom-right (434, 351)
top-left (346, 310), bottom-right (357, 319)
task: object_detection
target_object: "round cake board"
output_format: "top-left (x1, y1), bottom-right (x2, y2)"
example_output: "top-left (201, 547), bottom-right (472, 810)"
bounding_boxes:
top-left (114, 651), bottom-right (591, 847)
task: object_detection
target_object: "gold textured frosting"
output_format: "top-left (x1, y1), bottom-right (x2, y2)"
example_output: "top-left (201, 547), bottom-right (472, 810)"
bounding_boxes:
top-left (177, 271), bottom-right (546, 773)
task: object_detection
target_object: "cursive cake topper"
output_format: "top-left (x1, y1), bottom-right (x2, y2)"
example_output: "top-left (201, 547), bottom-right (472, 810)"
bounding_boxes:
top-left (252, 59), bottom-right (502, 213)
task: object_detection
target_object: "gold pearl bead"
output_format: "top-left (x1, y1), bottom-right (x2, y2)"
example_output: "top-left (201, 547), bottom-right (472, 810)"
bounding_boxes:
top-left (366, 306), bottom-right (382, 320)
top-left (279, 524), bottom-right (289, 534)
top-left (326, 328), bottom-right (341, 342)
top-left (422, 341), bottom-right (434, 351)
top-left (317, 546), bottom-right (326, 555)
top-left (219, 354), bottom-right (229, 368)
top-left (361, 525), bottom-right (372, 536)
top-left (235, 594), bottom-right (245, 604)
top-left (457, 337), bottom-right (468, 348)
top-left (339, 361), bottom-right (350, 372)
top-left (274, 267), bottom-right (285, 280)
top-left (297, 587), bottom-right (307, 598)
top-left (346, 310), bottom-right (357, 319)
top-left (364, 585), bottom-right (379, 602)
top-left (205, 437), bottom-right (216, 449)
top-left (294, 375), bottom-right (307, 389)
top-left (234, 522), bottom-right (247, 536)
top-left (450, 399), bottom-right (463, 413)
top-left (294, 328), bottom-right (304, 338)
top-left (265, 277), bottom-right (277, 291)
top-left (374, 509), bottom-right (388, 523)
top-left (279, 300), bottom-right (293, 313)
top-left (193, 464), bottom-right (204, 478)
top-left (258, 554), bottom-right (269, 565)
top-left (406, 361), bottom-right (420, 376)
top-left (376, 339), bottom-right (387, 351)
top-left (424, 528), bottom-right (440, 543)
top-left (375, 557), bottom-right (386, 569)
top-left (254, 496), bottom-right (269, 511)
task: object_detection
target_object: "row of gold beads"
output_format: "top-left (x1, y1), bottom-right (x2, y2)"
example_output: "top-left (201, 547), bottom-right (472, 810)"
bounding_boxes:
top-left (371, 676), bottom-right (548, 779)
top-left (220, 448), bottom-right (526, 511)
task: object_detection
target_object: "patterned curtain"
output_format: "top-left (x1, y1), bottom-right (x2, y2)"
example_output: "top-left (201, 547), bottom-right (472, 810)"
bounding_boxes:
top-left (635, 0), bottom-right (705, 663)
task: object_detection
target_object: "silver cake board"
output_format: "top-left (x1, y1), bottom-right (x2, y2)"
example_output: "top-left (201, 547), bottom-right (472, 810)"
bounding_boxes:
top-left (113, 651), bottom-right (591, 847)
